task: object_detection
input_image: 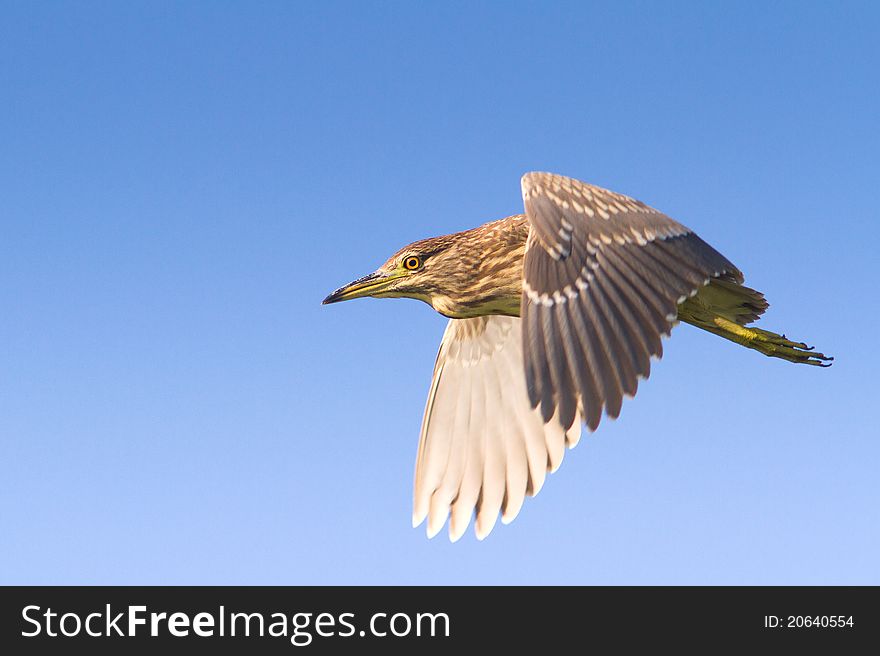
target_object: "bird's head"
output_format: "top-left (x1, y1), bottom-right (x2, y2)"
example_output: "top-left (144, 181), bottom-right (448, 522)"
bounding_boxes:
top-left (322, 234), bottom-right (464, 311)
top-left (321, 218), bottom-right (526, 318)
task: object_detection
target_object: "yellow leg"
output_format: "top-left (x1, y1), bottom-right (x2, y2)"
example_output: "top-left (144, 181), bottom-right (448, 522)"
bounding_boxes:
top-left (709, 316), bottom-right (833, 366)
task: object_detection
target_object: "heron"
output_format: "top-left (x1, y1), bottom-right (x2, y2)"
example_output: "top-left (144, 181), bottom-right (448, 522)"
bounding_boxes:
top-left (322, 172), bottom-right (831, 541)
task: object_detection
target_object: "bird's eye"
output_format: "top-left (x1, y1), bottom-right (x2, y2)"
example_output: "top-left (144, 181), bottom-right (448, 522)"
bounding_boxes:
top-left (403, 256), bottom-right (422, 271)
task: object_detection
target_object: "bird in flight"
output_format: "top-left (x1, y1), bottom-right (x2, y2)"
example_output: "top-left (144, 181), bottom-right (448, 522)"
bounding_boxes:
top-left (323, 172), bottom-right (831, 541)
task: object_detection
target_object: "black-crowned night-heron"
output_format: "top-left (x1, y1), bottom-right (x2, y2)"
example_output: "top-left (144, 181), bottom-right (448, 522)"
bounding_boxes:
top-left (323, 172), bottom-right (831, 541)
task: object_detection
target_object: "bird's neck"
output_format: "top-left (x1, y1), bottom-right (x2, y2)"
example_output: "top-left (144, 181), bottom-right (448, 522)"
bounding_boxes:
top-left (431, 293), bottom-right (522, 319)
top-left (428, 215), bottom-right (529, 319)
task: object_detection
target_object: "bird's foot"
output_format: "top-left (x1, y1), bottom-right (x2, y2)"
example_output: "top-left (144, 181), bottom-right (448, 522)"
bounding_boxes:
top-left (712, 317), bottom-right (833, 366)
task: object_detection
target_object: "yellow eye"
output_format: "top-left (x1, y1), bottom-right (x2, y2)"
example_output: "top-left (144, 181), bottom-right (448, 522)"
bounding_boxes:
top-left (403, 256), bottom-right (422, 271)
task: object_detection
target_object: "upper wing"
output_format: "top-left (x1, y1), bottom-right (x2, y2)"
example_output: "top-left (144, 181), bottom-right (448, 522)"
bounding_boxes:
top-left (413, 315), bottom-right (581, 541)
top-left (520, 171), bottom-right (741, 431)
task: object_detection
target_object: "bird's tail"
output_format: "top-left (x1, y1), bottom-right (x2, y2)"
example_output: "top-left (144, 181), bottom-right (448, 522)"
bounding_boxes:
top-left (677, 277), bottom-right (832, 366)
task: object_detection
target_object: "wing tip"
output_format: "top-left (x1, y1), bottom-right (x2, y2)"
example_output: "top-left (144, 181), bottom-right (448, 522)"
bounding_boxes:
top-left (448, 528), bottom-right (465, 543)
top-left (500, 509), bottom-right (522, 526)
top-left (412, 510), bottom-right (427, 529)
top-left (474, 512), bottom-right (499, 541)
top-left (426, 521), bottom-right (444, 540)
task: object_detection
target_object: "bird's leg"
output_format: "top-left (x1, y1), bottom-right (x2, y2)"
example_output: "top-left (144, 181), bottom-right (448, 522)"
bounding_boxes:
top-left (709, 316), bottom-right (833, 366)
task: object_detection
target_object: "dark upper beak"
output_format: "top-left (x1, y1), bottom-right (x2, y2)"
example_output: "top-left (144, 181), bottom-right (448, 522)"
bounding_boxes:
top-left (322, 272), bottom-right (385, 305)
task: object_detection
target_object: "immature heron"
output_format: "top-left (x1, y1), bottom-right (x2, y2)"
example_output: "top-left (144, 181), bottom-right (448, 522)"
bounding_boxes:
top-left (323, 172), bottom-right (831, 541)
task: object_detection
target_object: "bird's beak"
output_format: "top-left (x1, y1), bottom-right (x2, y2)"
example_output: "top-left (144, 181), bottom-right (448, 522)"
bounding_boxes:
top-left (322, 270), bottom-right (404, 305)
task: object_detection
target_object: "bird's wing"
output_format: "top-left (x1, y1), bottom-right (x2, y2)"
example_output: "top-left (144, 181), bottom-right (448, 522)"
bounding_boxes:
top-left (413, 315), bottom-right (581, 541)
top-left (520, 171), bottom-right (741, 431)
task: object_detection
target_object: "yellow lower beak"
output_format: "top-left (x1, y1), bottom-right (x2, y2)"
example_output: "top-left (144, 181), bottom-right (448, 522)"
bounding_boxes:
top-left (322, 271), bottom-right (403, 304)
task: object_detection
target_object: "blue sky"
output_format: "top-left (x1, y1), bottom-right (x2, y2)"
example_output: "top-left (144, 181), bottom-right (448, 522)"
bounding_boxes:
top-left (1, 1), bottom-right (877, 584)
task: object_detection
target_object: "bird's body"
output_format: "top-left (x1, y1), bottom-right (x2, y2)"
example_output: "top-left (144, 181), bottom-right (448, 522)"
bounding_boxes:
top-left (323, 172), bottom-right (831, 541)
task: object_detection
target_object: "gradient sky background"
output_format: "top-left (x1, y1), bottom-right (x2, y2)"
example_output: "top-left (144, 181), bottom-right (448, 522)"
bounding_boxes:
top-left (2, 2), bottom-right (878, 585)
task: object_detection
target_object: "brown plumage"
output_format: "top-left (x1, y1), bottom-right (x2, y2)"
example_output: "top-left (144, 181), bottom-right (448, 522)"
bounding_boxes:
top-left (323, 172), bottom-right (831, 541)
